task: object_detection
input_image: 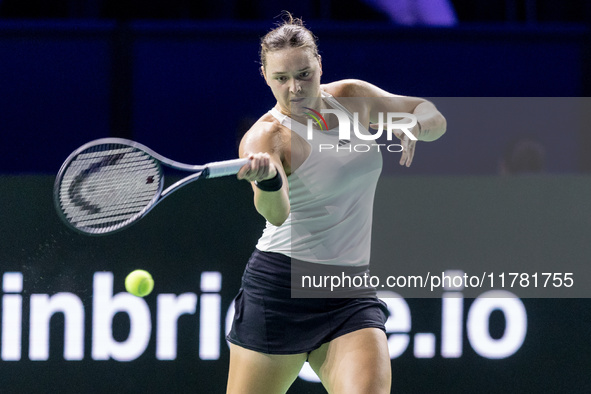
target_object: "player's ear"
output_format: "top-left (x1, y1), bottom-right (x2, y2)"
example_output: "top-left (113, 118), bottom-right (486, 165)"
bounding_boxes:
top-left (317, 55), bottom-right (322, 76)
top-left (261, 66), bottom-right (269, 85)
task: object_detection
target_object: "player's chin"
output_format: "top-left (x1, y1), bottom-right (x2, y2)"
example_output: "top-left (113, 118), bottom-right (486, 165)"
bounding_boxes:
top-left (288, 99), bottom-right (307, 115)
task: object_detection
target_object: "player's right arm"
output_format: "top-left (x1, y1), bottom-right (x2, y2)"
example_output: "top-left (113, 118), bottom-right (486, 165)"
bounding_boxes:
top-left (237, 121), bottom-right (290, 226)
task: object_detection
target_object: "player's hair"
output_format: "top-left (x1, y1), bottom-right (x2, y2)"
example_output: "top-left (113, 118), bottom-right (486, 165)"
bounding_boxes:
top-left (260, 11), bottom-right (319, 69)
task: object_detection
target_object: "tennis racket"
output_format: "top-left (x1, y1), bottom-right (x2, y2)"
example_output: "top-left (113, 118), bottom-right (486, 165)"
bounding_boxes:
top-left (54, 138), bottom-right (248, 235)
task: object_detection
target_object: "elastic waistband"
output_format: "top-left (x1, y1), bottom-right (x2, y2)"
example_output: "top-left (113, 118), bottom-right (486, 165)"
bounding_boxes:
top-left (245, 249), bottom-right (376, 298)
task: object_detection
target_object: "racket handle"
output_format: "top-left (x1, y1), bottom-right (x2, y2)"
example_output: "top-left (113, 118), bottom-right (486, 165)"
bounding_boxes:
top-left (206, 158), bottom-right (250, 178)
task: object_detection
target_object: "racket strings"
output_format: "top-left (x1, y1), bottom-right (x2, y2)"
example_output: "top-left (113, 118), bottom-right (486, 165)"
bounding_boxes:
top-left (58, 145), bottom-right (162, 233)
top-left (62, 165), bottom-right (158, 206)
top-left (61, 173), bottom-right (160, 228)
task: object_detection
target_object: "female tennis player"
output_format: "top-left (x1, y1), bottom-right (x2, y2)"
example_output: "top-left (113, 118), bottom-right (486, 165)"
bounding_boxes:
top-left (228, 13), bottom-right (446, 394)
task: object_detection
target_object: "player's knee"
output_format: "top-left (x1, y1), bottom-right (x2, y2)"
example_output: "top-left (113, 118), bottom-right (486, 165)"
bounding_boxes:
top-left (323, 359), bottom-right (390, 394)
top-left (344, 369), bottom-right (390, 394)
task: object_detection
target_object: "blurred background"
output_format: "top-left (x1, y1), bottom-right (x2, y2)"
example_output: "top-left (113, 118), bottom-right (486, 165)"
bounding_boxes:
top-left (0, 0), bottom-right (590, 174)
top-left (1, 1), bottom-right (590, 393)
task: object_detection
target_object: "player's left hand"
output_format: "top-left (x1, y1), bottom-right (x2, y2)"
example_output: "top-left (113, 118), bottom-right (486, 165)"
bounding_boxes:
top-left (369, 123), bottom-right (417, 167)
top-left (398, 134), bottom-right (416, 167)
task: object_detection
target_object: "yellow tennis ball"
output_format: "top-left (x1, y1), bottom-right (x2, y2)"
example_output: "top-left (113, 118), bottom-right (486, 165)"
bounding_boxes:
top-left (125, 270), bottom-right (154, 297)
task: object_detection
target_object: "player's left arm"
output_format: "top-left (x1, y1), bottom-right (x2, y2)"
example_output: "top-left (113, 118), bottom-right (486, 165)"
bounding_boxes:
top-left (327, 79), bottom-right (447, 142)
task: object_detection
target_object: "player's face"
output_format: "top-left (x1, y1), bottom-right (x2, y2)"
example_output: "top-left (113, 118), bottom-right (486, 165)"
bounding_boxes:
top-left (262, 47), bottom-right (322, 117)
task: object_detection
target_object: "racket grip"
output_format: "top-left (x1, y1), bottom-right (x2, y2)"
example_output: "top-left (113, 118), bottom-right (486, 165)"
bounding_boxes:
top-left (206, 158), bottom-right (250, 178)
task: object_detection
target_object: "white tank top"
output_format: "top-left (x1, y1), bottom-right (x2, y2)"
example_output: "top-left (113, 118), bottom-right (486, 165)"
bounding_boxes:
top-left (255, 92), bottom-right (383, 266)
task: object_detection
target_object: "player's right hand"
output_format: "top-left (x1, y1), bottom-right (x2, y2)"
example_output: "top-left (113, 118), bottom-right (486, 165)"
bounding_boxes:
top-left (237, 152), bottom-right (278, 183)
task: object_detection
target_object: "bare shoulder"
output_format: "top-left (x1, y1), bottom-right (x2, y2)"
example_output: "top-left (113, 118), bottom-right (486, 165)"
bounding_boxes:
top-left (321, 79), bottom-right (400, 98)
top-left (323, 79), bottom-right (429, 116)
top-left (239, 112), bottom-right (288, 159)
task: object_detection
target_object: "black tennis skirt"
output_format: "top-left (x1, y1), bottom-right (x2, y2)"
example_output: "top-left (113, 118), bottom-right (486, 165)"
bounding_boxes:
top-left (226, 249), bottom-right (389, 355)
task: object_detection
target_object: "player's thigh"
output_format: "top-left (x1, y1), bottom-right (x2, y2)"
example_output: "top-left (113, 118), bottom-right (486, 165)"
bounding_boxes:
top-left (226, 343), bottom-right (307, 394)
top-left (307, 328), bottom-right (391, 394)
